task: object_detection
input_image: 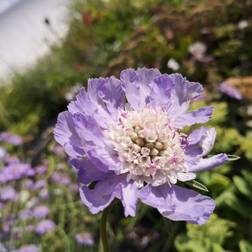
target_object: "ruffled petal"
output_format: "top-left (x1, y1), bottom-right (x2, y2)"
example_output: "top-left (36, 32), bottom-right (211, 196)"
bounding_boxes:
top-left (148, 74), bottom-right (174, 107)
top-left (72, 113), bottom-right (104, 146)
top-left (174, 106), bottom-right (213, 129)
top-left (138, 184), bottom-right (215, 224)
top-left (189, 153), bottom-right (229, 172)
top-left (120, 180), bottom-right (138, 217)
top-left (70, 158), bottom-right (111, 184)
top-left (68, 87), bottom-right (115, 129)
top-left (185, 127), bottom-right (218, 170)
top-left (54, 112), bottom-right (85, 158)
top-left (68, 77), bottom-right (124, 129)
top-left (162, 74), bottom-right (205, 127)
top-left (67, 88), bottom-right (91, 115)
top-left (170, 73), bottom-right (204, 104)
top-left (72, 113), bottom-right (121, 172)
top-left (79, 175), bottom-right (138, 216)
top-left (87, 77), bottom-right (124, 113)
top-left (79, 177), bottom-right (120, 214)
top-left (201, 128), bottom-right (216, 156)
top-left (187, 126), bottom-right (208, 145)
top-left (120, 68), bottom-right (161, 110)
top-left (148, 73), bottom-right (203, 114)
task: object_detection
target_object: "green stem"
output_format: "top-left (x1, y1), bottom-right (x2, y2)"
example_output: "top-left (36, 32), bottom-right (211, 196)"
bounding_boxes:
top-left (100, 206), bottom-right (110, 252)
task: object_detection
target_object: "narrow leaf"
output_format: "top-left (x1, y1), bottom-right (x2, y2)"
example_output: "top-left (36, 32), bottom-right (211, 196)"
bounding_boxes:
top-left (186, 180), bottom-right (209, 192)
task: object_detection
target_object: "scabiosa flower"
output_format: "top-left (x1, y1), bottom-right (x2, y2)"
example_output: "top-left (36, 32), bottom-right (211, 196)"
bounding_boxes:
top-left (38, 188), bottom-right (49, 200)
top-left (35, 220), bottom-right (55, 235)
top-left (75, 232), bottom-right (94, 246)
top-left (19, 209), bottom-right (32, 220)
top-left (54, 68), bottom-right (228, 224)
top-left (2, 215), bottom-right (15, 233)
top-left (23, 179), bottom-right (34, 189)
top-left (51, 172), bottom-right (71, 185)
top-left (14, 244), bottom-right (40, 252)
top-left (0, 161), bottom-right (34, 183)
top-left (0, 186), bottom-right (17, 201)
top-left (32, 179), bottom-right (47, 190)
top-left (32, 205), bottom-right (49, 218)
top-left (35, 165), bottom-right (47, 176)
top-left (0, 132), bottom-right (23, 145)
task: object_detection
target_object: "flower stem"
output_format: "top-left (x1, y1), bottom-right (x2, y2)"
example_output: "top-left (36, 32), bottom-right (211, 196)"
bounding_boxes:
top-left (100, 206), bottom-right (110, 252)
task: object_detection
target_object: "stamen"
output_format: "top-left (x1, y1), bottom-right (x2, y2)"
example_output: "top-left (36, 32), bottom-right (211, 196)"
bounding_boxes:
top-left (105, 108), bottom-right (187, 187)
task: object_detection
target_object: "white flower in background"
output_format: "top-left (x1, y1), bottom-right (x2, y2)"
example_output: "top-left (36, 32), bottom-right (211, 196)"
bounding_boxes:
top-left (0, 147), bottom-right (7, 161)
top-left (237, 20), bottom-right (249, 30)
top-left (65, 83), bottom-right (82, 101)
top-left (189, 41), bottom-right (207, 60)
top-left (167, 58), bottom-right (180, 71)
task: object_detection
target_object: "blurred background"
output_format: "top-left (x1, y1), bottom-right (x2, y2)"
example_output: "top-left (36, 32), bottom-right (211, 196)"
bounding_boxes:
top-left (0, 0), bottom-right (252, 251)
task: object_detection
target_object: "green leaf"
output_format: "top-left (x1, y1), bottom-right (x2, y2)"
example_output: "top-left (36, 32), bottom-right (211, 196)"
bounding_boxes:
top-left (186, 180), bottom-right (209, 192)
top-left (175, 214), bottom-right (234, 252)
top-left (211, 174), bottom-right (231, 187)
top-left (233, 176), bottom-right (252, 201)
top-left (224, 192), bottom-right (252, 218)
top-left (239, 240), bottom-right (252, 252)
top-left (241, 170), bottom-right (252, 187)
top-left (43, 155), bottom-right (55, 179)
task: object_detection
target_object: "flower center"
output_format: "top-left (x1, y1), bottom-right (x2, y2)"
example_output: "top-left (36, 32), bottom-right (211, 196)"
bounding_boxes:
top-left (105, 108), bottom-right (187, 187)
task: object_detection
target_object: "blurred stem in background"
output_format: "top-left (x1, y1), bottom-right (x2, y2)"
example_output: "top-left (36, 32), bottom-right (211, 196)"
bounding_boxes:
top-left (100, 206), bottom-right (110, 252)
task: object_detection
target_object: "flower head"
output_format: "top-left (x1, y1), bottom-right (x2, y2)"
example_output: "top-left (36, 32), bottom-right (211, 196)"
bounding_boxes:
top-left (32, 205), bottom-right (49, 218)
top-left (0, 161), bottom-right (34, 183)
top-left (75, 232), bottom-right (94, 246)
top-left (35, 220), bottom-right (55, 235)
top-left (51, 172), bottom-right (71, 185)
top-left (14, 244), bottom-right (40, 252)
top-left (0, 132), bottom-right (23, 145)
top-left (0, 186), bottom-right (17, 201)
top-left (35, 165), bottom-right (47, 176)
top-left (39, 188), bottom-right (49, 200)
top-left (19, 209), bottom-right (32, 220)
top-left (54, 68), bottom-right (228, 224)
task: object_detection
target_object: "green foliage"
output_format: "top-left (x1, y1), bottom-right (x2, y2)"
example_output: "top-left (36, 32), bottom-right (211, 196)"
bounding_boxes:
top-left (239, 240), bottom-right (252, 252)
top-left (175, 214), bottom-right (235, 252)
top-left (240, 136), bottom-right (252, 161)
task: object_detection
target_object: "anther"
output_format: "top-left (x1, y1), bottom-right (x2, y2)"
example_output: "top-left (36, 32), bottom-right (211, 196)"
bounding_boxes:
top-left (135, 138), bottom-right (145, 147)
top-left (150, 148), bottom-right (159, 156)
top-left (130, 132), bottom-right (138, 141)
top-left (155, 141), bottom-right (164, 150)
top-left (146, 143), bottom-right (154, 149)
